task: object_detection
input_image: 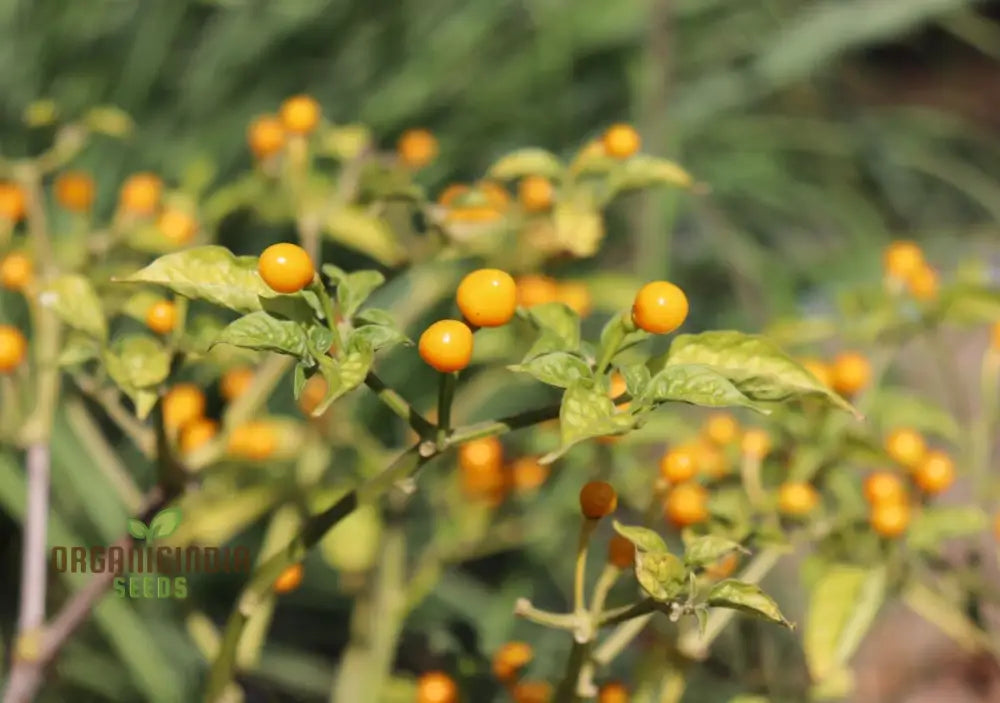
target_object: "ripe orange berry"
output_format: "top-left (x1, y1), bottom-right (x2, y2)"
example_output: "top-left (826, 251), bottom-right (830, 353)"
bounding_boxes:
top-left (665, 482), bottom-right (709, 527)
top-left (579, 481), bottom-right (618, 520)
top-left (438, 183), bottom-right (470, 207)
top-left (516, 275), bottom-right (559, 308)
top-left (227, 421), bottom-right (278, 461)
top-left (479, 181), bottom-right (510, 210)
top-left (598, 681), bottom-right (629, 703)
top-left (258, 242), bottom-right (315, 294)
top-left (913, 450), bottom-right (955, 495)
top-left (607, 534), bottom-right (635, 570)
top-left (459, 437), bottom-right (503, 474)
top-left (273, 563), bottom-right (304, 594)
top-left (492, 641), bottom-right (533, 682)
top-left (885, 428), bottom-right (927, 469)
top-left (418, 320), bottom-right (474, 373)
top-left (157, 209), bottom-right (198, 245)
top-left (298, 374), bottom-right (329, 416)
top-left (518, 175), bottom-right (555, 212)
top-left (119, 173), bottom-right (162, 216)
top-left (660, 445), bottom-right (698, 484)
top-left (0, 182), bottom-right (26, 222)
top-left (704, 552), bottom-right (740, 581)
top-left (831, 351), bottom-right (871, 397)
top-left (602, 124), bottom-right (641, 159)
top-left (704, 413), bottom-right (739, 446)
top-left (871, 500), bottom-right (910, 538)
top-left (863, 472), bottom-right (907, 506)
top-left (741, 428), bottom-right (771, 459)
top-left (510, 456), bottom-right (549, 493)
top-left (247, 115), bottom-right (286, 159)
top-left (54, 171), bottom-right (96, 212)
top-left (555, 281), bottom-right (591, 317)
top-left (906, 263), bottom-right (939, 302)
top-left (397, 128), bottom-right (438, 170)
top-left (178, 418), bottom-right (218, 454)
top-left (220, 367), bottom-right (255, 402)
top-left (608, 372), bottom-right (627, 400)
top-left (631, 281), bottom-right (689, 334)
top-left (416, 671), bottom-right (458, 703)
top-left (456, 268), bottom-right (517, 328)
top-left (513, 681), bottom-right (552, 703)
top-left (778, 482), bottom-right (819, 517)
top-left (162, 384), bottom-right (205, 431)
top-left (145, 300), bottom-right (177, 335)
top-left (992, 321), bottom-right (1000, 352)
top-left (801, 358), bottom-right (833, 388)
top-left (1, 252), bottom-right (33, 291)
top-left (0, 325), bottom-right (28, 373)
top-left (279, 95), bottom-right (321, 135)
top-left (883, 240), bottom-right (924, 281)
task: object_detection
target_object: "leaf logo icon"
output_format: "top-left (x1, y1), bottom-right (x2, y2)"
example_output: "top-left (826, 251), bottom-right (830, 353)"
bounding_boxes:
top-left (126, 507), bottom-right (182, 544)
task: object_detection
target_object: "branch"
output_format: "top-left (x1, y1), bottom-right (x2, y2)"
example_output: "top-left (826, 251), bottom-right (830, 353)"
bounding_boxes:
top-left (2, 486), bottom-right (174, 703)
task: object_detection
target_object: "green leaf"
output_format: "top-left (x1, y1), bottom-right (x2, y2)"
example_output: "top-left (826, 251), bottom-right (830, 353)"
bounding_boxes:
top-left (636, 551), bottom-right (686, 602)
top-left (509, 352), bottom-right (592, 388)
top-left (307, 325), bottom-right (335, 354)
top-left (708, 580), bottom-right (792, 627)
top-left (487, 148), bottom-right (564, 180)
top-left (308, 341), bottom-right (374, 417)
top-left (660, 331), bottom-right (858, 417)
top-left (619, 363), bottom-right (650, 398)
top-left (212, 312), bottom-right (310, 360)
top-left (523, 302), bottom-right (580, 360)
top-left (40, 274), bottom-right (107, 340)
top-left (57, 333), bottom-right (101, 367)
top-left (598, 312), bottom-right (649, 367)
top-left (127, 519), bottom-right (149, 540)
top-left (321, 265), bottom-right (386, 318)
top-left (293, 363), bottom-right (308, 400)
top-left (148, 507), bottom-right (183, 540)
top-left (104, 335), bottom-right (171, 390)
top-left (552, 198), bottom-right (605, 257)
top-left (612, 520), bottom-right (668, 553)
top-left (120, 290), bottom-right (166, 323)
top-left (349, 322), bottom-right (411, 353)
top-left (119, 245), bottom-right (276, 313)
top-left (908, 506), bottom-right (988, 552)
top-left (608, 155), bottom-right (693, 193)
top-left (542, 381), bottom-right (633, 463)
top-left (325, 206), bottom-right (405, 266)
top-left (640, 363), bottom-right (769, 412)
top-left (684, 535), bottom-right (749, 568)
top-left (804, 565), bottom-right (885, 682)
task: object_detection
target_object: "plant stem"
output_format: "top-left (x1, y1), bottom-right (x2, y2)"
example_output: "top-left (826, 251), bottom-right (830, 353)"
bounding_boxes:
top-left (596, 599), bottom-right (658, 628)
top-left (311, 279), bottom-right (344, 354)
top-left (446, 402), bottom-right (562, 445)
top-left (513, 599), bottom-right (580, 631)
top-left (740, 454), bottom-right (766, 510)
top-left (2, 487), bottom-right (173, 703)
top-left (436, 372), bottom-right (456, 448)
top-left (573, 519), bottom-right (598, 613)
top-left (973, 350), bottom-right (998, 500)
top-left (70, 373), bottom-right (155, 458)
top-left (676, 547), bottom-right (783, 659)
top-left (364, 372), bottom-right (434, 437)
top-left (18, 444), bottom-right (50, 635)
top-left (592, 613), bottom-right (655, 666)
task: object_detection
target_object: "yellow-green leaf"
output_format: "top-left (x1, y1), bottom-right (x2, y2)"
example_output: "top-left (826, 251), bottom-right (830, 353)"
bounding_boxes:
top-left (325, 206), bottom-right (405, 266)
top-left (708, 579), bottom-right (792, 628)
top-left (40, 274), bottom-right (107, 340)
top-left (487, 148), bottom-right (564, 180)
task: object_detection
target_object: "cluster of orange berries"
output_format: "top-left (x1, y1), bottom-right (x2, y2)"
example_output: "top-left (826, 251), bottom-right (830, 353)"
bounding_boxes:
top-left (161, 374), bottom-right (277, 461)
top-left (0, 174), bottom-right (98, 225)
top-left (457, 436), bottom-right (549, 507)
top-left (865, 428), bottom-right (956, 537)
top-left (882, 240), bottom-right (939, 301)
top-left (437, 181), bottom-right (513, 224)
top-left (658, 413), bottom-right (782, 525)
top-left (801, 351), bottom-right (872, 398)
top-left (246, 94), bottom-right (322, 160)
top-left (514, 275), bottom-right (591, 317)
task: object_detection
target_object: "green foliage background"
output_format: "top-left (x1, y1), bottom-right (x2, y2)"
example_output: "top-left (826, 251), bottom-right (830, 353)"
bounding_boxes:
top-left (1, 0), bottom-right (999, 701)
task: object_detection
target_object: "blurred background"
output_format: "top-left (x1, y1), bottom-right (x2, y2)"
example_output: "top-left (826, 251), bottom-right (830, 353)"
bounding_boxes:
top-left (2, 0), bottom-right (1000, 701)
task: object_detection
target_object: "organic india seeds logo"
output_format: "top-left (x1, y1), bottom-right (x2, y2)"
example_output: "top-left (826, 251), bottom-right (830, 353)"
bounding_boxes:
top-left (50, 507), bottom-right (251, 599)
